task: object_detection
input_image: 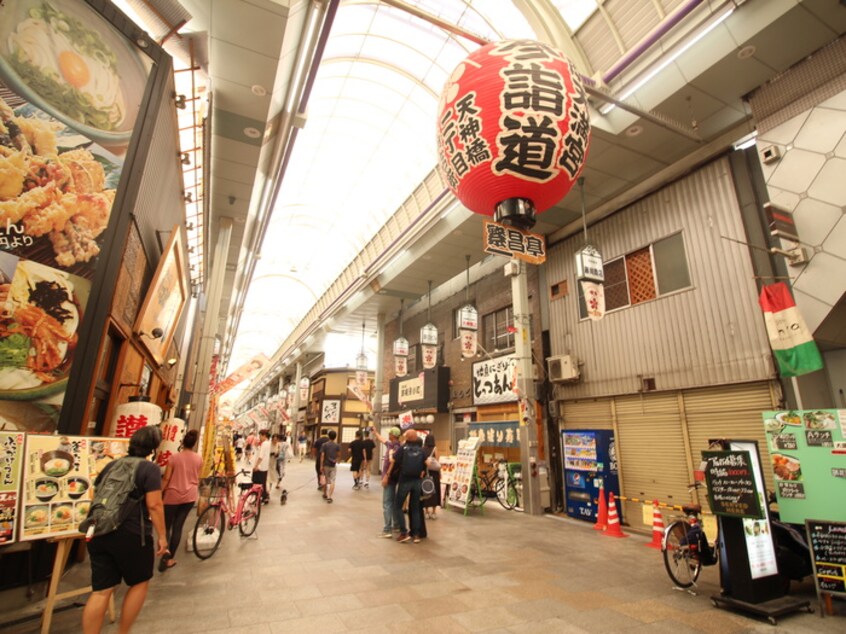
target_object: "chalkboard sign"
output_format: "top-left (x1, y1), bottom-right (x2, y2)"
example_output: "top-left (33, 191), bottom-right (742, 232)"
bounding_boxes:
top-left (806, 520), bottom-right (846, 598)
top-left (702, 450), bottom-right (763, 519)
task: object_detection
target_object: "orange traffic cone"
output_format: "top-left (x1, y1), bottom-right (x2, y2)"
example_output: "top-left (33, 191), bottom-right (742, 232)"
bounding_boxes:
top-left (593, 484), bottom-right (608, 531)
top-left (602, 492), bottom-right (629, 538)
top-left (645, 500), bottom-right (664, 549)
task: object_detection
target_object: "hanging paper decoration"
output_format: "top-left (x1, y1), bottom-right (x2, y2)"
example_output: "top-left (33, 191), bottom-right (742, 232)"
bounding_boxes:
top-left (395, 355), bottom-right (408, 377)
top-left (156, 417), bottom-right (186, 467)
top-left (437, 39), bottom-right (590, 228)
top-left (460, 329), bottom-right (478, 359)
top-left (759, 282), bottom-right (823, 377)
top-left (580, 280), bottom-right (605, 321)
top-left (299, 377), bottom-right (310, 402)
top-left (422, 344), bottom-right (437, 369)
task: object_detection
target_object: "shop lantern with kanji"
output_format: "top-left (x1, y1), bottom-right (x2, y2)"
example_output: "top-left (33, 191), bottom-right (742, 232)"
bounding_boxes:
top-left (393, 336), bottom-right (409, 377)
top-left (437, 39), bottom-right (590, 230)
top-left (110, 395), bottom-right (163, 438)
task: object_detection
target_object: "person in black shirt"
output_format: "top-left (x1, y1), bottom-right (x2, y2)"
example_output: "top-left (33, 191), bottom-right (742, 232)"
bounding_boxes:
top-left (312, 431), bottom-right (329, 492)
top-left (348, 431), bottom-right (366, 490)
top-left (361, 433), bottom-right (376, 488)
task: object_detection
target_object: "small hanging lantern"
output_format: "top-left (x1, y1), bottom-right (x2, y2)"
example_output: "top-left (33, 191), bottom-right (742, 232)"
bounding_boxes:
top-left (111, 394), bottom-right (163, 438)
top-left (298, 376), bottom-right (310, 402)
top-left (421, 281), bottom-right (438, 369)
top-left (394, 299), bottom-right (409, 377)
top-left (356, 321), bottom-right (369, 385)
top-left (436, 40), bottom-right (590, 230)
top-left (420, 323), bottom-right (438, 346)
top-left (458, 256), bottom-right (478, 358)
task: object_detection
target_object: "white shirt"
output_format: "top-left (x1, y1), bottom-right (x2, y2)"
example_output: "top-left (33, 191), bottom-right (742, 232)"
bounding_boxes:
top-left (254, 439), bottom-right (271, 471)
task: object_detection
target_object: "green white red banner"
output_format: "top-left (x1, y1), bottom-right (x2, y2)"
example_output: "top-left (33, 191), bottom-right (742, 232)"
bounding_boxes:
top-left (758, 283), bottom-right (823, 377)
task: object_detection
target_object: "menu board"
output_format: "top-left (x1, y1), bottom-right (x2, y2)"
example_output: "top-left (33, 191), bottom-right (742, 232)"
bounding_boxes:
top-left (702, 450), bottom-right (763, 519)
top-left (447, 436), bottom-right (480, 510)
top-left (563, 432), bottom-right (598, 471)
top-left (439, 455), bottom-right (456, 487)
top-left (762, 409), bottom-right (846, 524)
top-left (806, 520), bottom-right (846, 598)
top-left (20, 434), bottom-right (129, 541)
top-left (0, 431), bottom-right (25, 544)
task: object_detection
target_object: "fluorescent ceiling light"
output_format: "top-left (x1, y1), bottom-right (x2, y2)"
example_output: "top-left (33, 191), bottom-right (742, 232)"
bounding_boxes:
top-left (599, 7), bottom-right (735, 115)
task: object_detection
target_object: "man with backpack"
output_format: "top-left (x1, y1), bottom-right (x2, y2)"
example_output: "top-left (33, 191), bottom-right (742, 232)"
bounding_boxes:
top-left (81, 426), bottom-right (168, 634)
top-left (392, 429), bottom-right (427, 543)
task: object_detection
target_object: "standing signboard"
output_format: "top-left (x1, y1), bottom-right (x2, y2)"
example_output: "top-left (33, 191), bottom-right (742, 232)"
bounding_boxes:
top-left (0, 431), bottom-right (25, 544)
top-left (805, 520), bottom-right (846, 615)
top-left (762, 409), bottom-right (846, 524)
top-left (446, 436), bottom-right (480, 512)
top-left (701, 450), bottom-right (764, 519)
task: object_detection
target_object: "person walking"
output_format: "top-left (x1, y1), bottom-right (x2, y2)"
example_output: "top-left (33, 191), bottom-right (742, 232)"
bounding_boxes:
top-left (275, 434), bottom-right (290, 488)
top-left (319, 430), bottom-right (340, 503)
top-left (348, 430), bottom-right (365, 490)
top-left (252, 429), bottom-right (271, 504)
top-left (269, 433), bottom-right (281, 487)
top-left (393, 429), bottom-right (427, 543)
top-left (373, 427), bottom-right (402, 537)
top-left (159, 429), bottom-right (202, 572)
top-left (313, 431), bottom-right (329, 492)
top-left (361, 431), bottom-right (376, 488)
top-left (82, 426), bottom-right (168, 634)
top-left (297, 431), bottom-right (307, 462)
top-left (422, 433), bottom-right (441, 520)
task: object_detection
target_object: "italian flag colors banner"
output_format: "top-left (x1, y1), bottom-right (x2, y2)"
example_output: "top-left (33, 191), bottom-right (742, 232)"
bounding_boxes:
top-left (758, 283), bottom-right (823, 377)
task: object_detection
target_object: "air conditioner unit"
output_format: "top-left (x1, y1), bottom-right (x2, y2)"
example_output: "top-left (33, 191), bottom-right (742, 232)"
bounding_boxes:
top-left (547, 355), bottom-right (579, 383)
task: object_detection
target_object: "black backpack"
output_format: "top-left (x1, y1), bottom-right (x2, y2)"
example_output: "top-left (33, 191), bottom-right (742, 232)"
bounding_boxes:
top-left (79, 457), bottom-right (145, 542)
top-left (400, 444), bottom-right (426, 478)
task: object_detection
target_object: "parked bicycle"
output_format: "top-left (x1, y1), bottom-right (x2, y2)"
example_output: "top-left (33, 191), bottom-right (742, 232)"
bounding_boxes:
top-left (192, 469), bottom-right (263, 560)
top-left (468, 459), bottom-right (520, 510)
top-left (661, 482), bottom-right (718, 590)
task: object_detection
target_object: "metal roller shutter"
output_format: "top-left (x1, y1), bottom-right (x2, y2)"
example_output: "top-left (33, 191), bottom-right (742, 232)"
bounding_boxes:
top-left (615, 393), bottom-right (690, 530)
top-left (559, 399), bottom-right (613, 430)
top-left (683, 381), bottom-right (777, 513)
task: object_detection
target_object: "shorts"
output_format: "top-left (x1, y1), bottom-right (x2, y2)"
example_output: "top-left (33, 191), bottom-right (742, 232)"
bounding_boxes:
top-left (324, 466), bottom-right (337, 485)
top-left (350, 460), bottom-right (363, 472)
top-left (88, 529), bottom-right (154, 590)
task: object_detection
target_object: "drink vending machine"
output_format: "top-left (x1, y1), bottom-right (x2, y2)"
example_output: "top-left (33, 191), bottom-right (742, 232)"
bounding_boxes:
top-left (561, 429), bottom-right (621, 523)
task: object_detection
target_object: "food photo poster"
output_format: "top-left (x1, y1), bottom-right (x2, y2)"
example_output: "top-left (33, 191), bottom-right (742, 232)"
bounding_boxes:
top-left (0, 430), bottom-right (25, 544)
top-left (0, 0), bottom-right (153, 433)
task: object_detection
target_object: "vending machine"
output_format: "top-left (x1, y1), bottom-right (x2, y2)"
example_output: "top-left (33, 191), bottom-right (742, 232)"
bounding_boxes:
top-left (561, 429), bottom-right (621, 523)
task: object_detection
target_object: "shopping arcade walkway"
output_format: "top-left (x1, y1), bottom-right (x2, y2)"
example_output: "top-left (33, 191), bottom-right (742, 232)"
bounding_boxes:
top-left (4, 459), bottom-right (843, 633)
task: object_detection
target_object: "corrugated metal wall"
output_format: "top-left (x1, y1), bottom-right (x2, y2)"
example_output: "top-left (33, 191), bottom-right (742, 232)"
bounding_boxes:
top-left (547, 157), bottom-right (774, 400)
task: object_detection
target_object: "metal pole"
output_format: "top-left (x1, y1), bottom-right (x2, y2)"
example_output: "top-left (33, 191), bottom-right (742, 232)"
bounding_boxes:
top-left (371, 312), bottom-right (386, 476)
top-left (508, 259), bottom-right (542, 515)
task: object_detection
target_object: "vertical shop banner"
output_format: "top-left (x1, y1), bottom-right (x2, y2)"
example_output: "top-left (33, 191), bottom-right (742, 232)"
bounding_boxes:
top-left (758, 283), bottom-right (824, 377)
top-left (763, 409), bottom-right (846, 524)
top-left (460, 329), bottom-right (477, 359)
top-left (447, 436), bottom-right (481, 510)
top-left (0, 0), bottom-right (153, 432)
top-left (0, 431), bottom-right (25, 544)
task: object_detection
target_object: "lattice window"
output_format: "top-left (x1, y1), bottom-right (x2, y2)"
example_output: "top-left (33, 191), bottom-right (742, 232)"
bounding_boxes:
top-left (604, 259), bottom-right (629, 310)
top-left (625, 248), bottom-right (656, 305)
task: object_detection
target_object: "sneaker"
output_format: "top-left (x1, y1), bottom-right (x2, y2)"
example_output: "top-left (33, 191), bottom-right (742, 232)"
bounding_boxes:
top-left (327, 498), bottom-right (333, 503)
top-left (381, 531), bottom-right (393, 538)
top-left (397, 533), bottom-right (410, 543)
top-left (413, 537), bottom-right (421, 544)
top-left (322, 493), bottom-right (327, 499)
top-left (364, 482), bottom-right (369, 488)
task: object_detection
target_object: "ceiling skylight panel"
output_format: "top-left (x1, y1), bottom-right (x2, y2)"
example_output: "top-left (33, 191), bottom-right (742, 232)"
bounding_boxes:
top-left (551, 0), bottom-right (598, 32)
top-left (330, 3), bottom-right (379, 33)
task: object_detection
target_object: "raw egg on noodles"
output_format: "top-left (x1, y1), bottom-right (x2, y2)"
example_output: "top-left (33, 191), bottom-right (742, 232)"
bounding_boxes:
top-left (58, 50), bottom-right (90, 89)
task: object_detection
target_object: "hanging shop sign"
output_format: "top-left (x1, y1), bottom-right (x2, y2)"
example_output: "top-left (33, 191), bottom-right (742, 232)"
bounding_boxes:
top-left (483, 221), bottom-right (546, 264)
top-left (393, 337), bottom-right (409, 356)
top-left (468, 421), bottom-right (519, 447)
top-left (763, 202), bottom-right (800, 242)
top-left (472, 354), bottom-right (518, 405)
top-left (421, 344), bottom-right (438, 369)
top-left (0, 0), bottom-right (154, 433)
top-left (580, 280), bottom-right (605, 321)
top-left (763, 409), bottom-right (846, 523)
top-left (389, 366), bottom-right (450, 412)
top-left (459, 305), bottom-right (478, 330)
top-left (394, 355), bottom-right (408, 377)
top-left (460, 329), bottom-right (478, 359)
top-left (299, 377), bottom-right (310, 402)
top-left (212, 354), bottom-right (271, 396)
top-left (398, 375), bottom-right (425, 402)
top-left (701, 449), bottom-right (764, 519)
top-left (0, 431), bottom-right (25, 544)
top-left (155, 417), bottom-right (186, 468)
top-left (420, 323), bottom-right (438, 346)
top-left (575, 245), bottom-right (604, 282)
top-left (436, 39), bottom-right (590, 228)
top-left (759, 283), bottom-right (823, 377)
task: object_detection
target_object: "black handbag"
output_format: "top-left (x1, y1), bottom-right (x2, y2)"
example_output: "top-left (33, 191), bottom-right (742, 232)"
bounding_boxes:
top-left (421, 475), bottom-right (436, 499)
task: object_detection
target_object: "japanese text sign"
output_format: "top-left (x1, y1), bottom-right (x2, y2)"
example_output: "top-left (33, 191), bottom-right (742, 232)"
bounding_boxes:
top-left (483, 221), bottom-right (546, 264)
top-left (702, 450), bottom-right (763, 519)
top-left (472, 354), bottom-right (518, 405)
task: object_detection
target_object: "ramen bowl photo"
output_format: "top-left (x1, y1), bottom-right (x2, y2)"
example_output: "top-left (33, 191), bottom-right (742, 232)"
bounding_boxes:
top-left (34, 476), bottom-right (59, 501)
top-left (0, 0), bottom-right (150, 147)
top-left (25, 505), bottom-right (49, 527)
top-left (40, 450), bottom-right (73, 477)
top-left (65, 476), bottom-right (89, 499)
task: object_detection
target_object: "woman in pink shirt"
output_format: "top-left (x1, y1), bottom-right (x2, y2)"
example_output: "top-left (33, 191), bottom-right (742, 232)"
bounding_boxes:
top-left (159, 429), bottom-right (202, 572)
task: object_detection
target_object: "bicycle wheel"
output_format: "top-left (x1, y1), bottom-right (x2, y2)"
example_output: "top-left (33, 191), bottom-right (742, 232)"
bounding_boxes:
top-left (238, 491), bottom-right (262, 537)
top-left (662, 520), bottom-right (701, 588)
top-left (495, 478), bottom-right (518, 510)
top-left (467, 479), bottom-right (485, 507)
top-left (193, 504), bottom-right (225, 560)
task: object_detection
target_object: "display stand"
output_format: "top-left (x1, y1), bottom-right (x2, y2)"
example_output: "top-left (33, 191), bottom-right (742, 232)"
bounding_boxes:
top-left (41, 536), bottom-right (114, 634)
top-left (710, 594), bottom-right (812, 626)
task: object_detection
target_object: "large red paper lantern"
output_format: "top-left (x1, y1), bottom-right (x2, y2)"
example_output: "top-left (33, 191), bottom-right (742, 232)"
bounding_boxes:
top-left (437, 40), bottom-right (590, 228)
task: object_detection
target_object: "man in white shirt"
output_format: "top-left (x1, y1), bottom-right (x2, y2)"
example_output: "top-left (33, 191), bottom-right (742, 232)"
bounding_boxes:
top-left (252, 429), bottom-right (271, 504)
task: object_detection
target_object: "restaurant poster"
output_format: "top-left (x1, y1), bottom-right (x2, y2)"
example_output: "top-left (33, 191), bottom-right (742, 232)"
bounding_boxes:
top-left (762, 409), bottom-right (846, 524)
top-left (0, 0), bottom-right (153, 433)
top-left (0, 431), bottom-right (25, 544)
top-left (447, 436), bottom-right (480, 510)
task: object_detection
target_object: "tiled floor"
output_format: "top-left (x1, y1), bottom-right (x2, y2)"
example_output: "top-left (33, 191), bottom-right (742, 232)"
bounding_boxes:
top-left (2, 459), bottom-right (844, 633)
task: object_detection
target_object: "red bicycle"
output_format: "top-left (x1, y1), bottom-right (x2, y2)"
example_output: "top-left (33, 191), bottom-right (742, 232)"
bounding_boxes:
top-left (192, 469), bottom-right (262, 560)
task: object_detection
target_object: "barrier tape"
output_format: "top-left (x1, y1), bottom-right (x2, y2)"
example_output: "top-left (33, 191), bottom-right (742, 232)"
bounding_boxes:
top-left (601, 494), bottom-right (714, 517)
